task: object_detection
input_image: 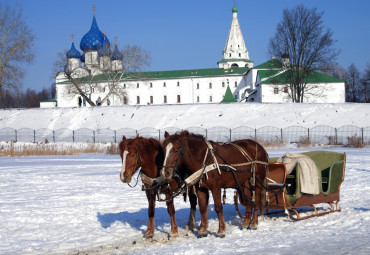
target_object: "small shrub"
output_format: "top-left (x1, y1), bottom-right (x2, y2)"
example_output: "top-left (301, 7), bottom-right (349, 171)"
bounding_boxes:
top-left (346, 135), bottom-right (364, 148)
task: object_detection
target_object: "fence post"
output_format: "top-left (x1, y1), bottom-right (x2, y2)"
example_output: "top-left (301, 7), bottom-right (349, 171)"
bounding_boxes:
top-left (15, 129), bottom-right (17, 142)
top-left (206, 129), bottom-right (208, 139)
top-left (229, 128), bottom-right (232, 142)
top-left (114, 130), bottom-right (117, 143)
top-left (158, 129), bottom-right (161, 141)
top-left (34, 130), bottom-right (36, 143)
top-left (254, 128), bottom-right (257, 141)
top-left (53, 130), bottom-right (55, 143)
top-left (73, 130), bottom-right (75, 143)
top-left (335, 128), bottom-right (338, 144)
top-left (93, 130), bottom-right (95, 143)
top-left (361, 127), bottom-right (364, 145)
top-left (308, 128), bottom-right (310, 142)
top-left (281, 128), bottom-right (283, 143)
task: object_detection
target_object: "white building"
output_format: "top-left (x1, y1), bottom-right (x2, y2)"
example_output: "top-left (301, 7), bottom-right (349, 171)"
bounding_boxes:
top-left (49, 5), bottom-right (344, 108)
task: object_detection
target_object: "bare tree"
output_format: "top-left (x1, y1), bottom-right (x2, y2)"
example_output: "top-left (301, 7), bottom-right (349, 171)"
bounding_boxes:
top-left (54, 44), bottom-right (151, 106)
top-left (346, 63), bottom-right (362, 102)
top-left (0, 3), bottom-right (34, 107)
top-left (361, 64), bottom-right (370, 103)
top-left (268, 4), bottom-right (339, 102)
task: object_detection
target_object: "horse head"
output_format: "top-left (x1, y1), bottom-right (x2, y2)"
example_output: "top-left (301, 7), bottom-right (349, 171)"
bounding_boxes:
top-left (119, 135), bottom-right (142, 183)
top-left (161, 131), bottom-right (189, 180)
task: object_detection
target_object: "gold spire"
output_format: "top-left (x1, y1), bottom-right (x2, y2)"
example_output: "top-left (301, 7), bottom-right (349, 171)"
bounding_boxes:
top-left (92, 4), bottom-right (96, 15)
top-left (114, 36), bottom-right (118, 44)
top-left (71, 33), bottom-right (74, 42)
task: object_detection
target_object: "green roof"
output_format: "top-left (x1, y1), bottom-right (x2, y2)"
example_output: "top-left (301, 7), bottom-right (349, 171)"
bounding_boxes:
top-left (261, 70), bottom-right (345, 84)
top-left (253, 59), bottom-right (282, 69)
top-left (57, 67), bottom-right (249, 84)
top-left (257, 70), bottom-right (282, 80)
top-left (40, 99), bottom-right (57, 103)
top-left (220, 85), bottom-right (237, 103)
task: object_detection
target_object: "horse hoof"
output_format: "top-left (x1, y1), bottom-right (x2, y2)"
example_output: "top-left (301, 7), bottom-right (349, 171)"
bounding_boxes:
top-left (144, 232), bottom-right (154, 239)
top-left (169, 232), bottom-right (178, 238)
top-left (197, 231), bottom-right (208, 238)
top-left (186, 225), bottom-right (194, 231)
top-left (248, 224), bottom-right (258, 230)
top-left (216, 232), bottom-right (225, 238)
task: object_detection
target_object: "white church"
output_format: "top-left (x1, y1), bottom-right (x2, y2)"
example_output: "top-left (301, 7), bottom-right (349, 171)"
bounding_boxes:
top-left (44, 5), bottom-right (345, 108)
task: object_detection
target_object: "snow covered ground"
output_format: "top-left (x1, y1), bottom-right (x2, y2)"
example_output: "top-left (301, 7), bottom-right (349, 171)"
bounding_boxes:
top-left (1, 147), bottom-right (369, 254)
top-left (0, 103), bottom-right (369, 130)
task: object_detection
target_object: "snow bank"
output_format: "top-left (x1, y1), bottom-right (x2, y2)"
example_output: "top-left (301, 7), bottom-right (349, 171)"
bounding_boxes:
top-left (0, 103), bottom-right (369, 131)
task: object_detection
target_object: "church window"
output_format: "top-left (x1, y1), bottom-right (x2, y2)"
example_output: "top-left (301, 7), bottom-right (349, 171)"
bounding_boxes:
top-left (177, 95), bottom-right (181, 103)
top-left (239, 53), bottom-right (241, 57)
top-left (164, 95), bottom-right (167, 103)
top-left (222, 82), bottom-right (225, 87)
top-left (197, 83), bottom-right (199, 89)
top-left (209, 83), bottom-right (212, 89)
top-left (234, 95), bottom-right (238, 99)
top-left (209, 96), bottom-right (213, 102)
top-left (150, 83), bottom-right (153, 88)
top-left (177, 81), bottom-right (180, 87)
top-left (197, 96), bottom-right (200, 102)
top-left (103, 87), bottom-right (105, 92)
top-left (163, 82), bottom-right (166, 87)
top-left (235, 81), bottom-right (238, 88)
top-left (229, 53), bottom-right (231, 57)
top-left (123, 84), bottom-right (126, 89)
top-left (284, 86), bottom-right (288, 93)
top-left (137, 83), bottom-right (139, 88)
top-left (150, 96), bottom-right (153, 104)
top-left (123, 96), bottom-right (128, 104)
top-left (274, 88), bottom-right (279, 94)
top-left (137, 96), bottom-right (140, 104)
top-left (92, 88), bottom-right (94, 93)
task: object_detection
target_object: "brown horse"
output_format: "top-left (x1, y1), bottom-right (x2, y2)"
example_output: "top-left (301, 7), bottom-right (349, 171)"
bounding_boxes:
top-left (161, 131), bottom-right (269, 237)
top-left (119, 135), bottom-right (197, 238)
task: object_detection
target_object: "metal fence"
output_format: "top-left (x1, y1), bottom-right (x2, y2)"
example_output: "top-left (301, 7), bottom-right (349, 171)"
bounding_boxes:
top-left (0, 125), bottom-right (369, 146)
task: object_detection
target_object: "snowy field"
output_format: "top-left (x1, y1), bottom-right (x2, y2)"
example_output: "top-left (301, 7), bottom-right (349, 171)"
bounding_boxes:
top-left (1, 147), bottom-right (369, 254)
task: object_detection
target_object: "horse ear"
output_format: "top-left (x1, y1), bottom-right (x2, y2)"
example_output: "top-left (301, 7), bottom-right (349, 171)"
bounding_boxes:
top-left (164, 131), bottom-right (170, 138)
top-left (182, 130), bottom-right (190, 136)
top-left (119, 136), bottom-right (127, 152)
top-left (136, 133), bottom-right (140, 138)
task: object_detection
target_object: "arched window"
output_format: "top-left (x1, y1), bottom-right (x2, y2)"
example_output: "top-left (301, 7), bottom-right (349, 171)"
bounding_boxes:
top-left (177, 95), bottom-right (181, 103)
top-left (164, 95), bottom-right (167, 103)
top-left (123, 96), bottom-right (128, 104)
top-left (150, 96), bottom-right (153, 104)
top-left (137, 96), bottom-right (140, 104)
top-left (197, 96), bottom-right (200, 102)
top-left (197, 83), bottom-right (199, 89)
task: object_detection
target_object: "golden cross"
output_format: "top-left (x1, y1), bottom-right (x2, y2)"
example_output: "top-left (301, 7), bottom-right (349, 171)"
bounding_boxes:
top-left (114, 36), bottom-right (118, 44)
top-left (92, 4), bottom-right (96, 15)
top-left (71, 33), bottom-right (74, 42)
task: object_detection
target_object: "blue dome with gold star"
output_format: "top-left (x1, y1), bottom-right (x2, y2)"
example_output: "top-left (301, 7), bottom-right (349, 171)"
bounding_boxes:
top-left (98, 35), bottom-right (111, 56)
top-left (111, 43), bottom-right (123, 61)
top-left (80, 15), bottom-right (109, 52)
top-left (66, 42), bottom-right (81, 58)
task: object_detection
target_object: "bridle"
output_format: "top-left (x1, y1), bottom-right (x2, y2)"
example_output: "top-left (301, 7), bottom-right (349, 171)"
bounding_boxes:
top-left (161, 142), bottom-right (184, 179)
top-left (123, 147), bottom-right (143, 188)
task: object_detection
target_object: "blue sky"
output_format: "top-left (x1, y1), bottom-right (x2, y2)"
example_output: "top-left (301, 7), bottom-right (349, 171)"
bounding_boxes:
top-left (7, 0), bottom-right (370, 91)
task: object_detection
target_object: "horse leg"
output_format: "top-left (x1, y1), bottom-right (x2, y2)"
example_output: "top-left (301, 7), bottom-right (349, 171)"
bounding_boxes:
top-left (144, 189), bottom-right (156, 238)
top-left (241, 188), bottom-right (252, 229)
top-left (249, 186), bottom-right (262, 230)
top-left (166, 197), bottom-right (178, 238)
top-left (186, 189), bottom-right (197, 231)
top-left (196, 188), bottom-right (209, 238)
top-left (211, 188), bottom-right (226, 238)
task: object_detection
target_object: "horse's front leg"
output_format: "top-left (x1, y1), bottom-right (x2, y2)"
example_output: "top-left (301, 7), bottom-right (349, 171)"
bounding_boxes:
top-left (165, 194), bottom-right (178, 238)
top-left (144, 189), bottom-right (156, 238)
top-left (249, 186), bottom-right (262, 230)
top-left (241, 188), bottom-right (253, 229)
top-left (211, 188), bottom-right (226, 237)
top-left (196, 188), bottom-right (209, 238)
top-left (186, 188), bottom-right (197, 231)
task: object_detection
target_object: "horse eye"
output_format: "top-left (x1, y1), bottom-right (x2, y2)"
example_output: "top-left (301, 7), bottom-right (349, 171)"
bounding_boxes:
top-left (131, 154), bottom-right (135, 157)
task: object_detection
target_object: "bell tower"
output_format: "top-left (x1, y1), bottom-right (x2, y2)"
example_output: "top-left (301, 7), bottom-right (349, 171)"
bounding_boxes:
top-left (218, 5), bottom-right (253, 69)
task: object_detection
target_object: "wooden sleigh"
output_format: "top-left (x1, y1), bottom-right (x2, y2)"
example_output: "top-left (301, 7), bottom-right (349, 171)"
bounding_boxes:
top-left (263, 151), bottom-right (346, 220)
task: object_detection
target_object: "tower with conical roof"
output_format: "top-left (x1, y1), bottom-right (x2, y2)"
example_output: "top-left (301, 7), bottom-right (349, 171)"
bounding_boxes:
top-left (66, 35), bottom-right (81, 71)
top-left (218, 5), bottom-right (253, 69)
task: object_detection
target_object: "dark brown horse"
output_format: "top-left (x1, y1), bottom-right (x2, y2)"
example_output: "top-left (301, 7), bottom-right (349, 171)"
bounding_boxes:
top-left (119, 135), bottom-right (197, 238)
top-left (161, 131), bottom-right (269, 237)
